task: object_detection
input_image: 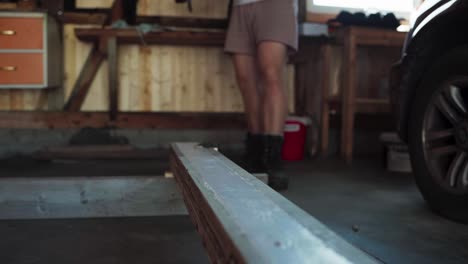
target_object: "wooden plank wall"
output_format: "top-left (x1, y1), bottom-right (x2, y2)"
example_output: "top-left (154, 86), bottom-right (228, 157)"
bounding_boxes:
top-left (0, 0), bottom-right (293, 112)
top-left (0, 90), bottom-right (49, 111)
top-left (66, 0), bottom-right (295, 112)
top-left (78, 0), bottom-right (229, 18)
top-left (64, 28), bottom-right (295, 112)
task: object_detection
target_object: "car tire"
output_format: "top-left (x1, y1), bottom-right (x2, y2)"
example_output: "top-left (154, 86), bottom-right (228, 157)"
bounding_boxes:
top-left (409, 46), bottom-right (468, 223)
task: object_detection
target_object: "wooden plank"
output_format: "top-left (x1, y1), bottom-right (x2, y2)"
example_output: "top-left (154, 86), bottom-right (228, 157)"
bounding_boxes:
top-left (110, 0), bottom-right (124, 24)
top-left (138, 0), bottom-right (229, 19)
top-left (332, 27), bottom-right (406, 47)
top-left (321, 44), bottom-right (332, 155)
top-left (40, 0), bottom-right (65, 16)
top-left (116, 45), bottom-right (252, 113)
top-left (341, 28), bottom-right (357, 163)
top-left (0, 111), bottom-right (246, 129)
top-left (77, 0), bottom-right (229, 18)
top-left (115, 112), bottom-right (246, 129)
top-left (137, 16), bottom-right (227, 29)
top-left (0, 91), bottom-right (10, 110)
top-left (76, 0), bottom-right (114, 8)
top-left (70, 29), bottom-right (293, 113)
top-left (61, 12), bottom-right (108, 25)
top-left (10, 90), bottom-right (24, 111)
top-left (75, 29), bottom-right (226, 46)
top-left (108, 37), bottom-right (119, 120)
top-left (62, 12), bottom-right (228, 28)
top-left (170, 143), bottom-right (379, 264)
top-left (0, 3), bottom-right (17, 9)
top-left (64, 46), bottom-right (106, 111)
top-left (33, 145), bottom-right (166, 160)
top-left (0, 176), bottom-right (187, 220)
top-left (160, 46), bottom-right (176, 110)
top-left (17, 0), bottom-right (37, 10)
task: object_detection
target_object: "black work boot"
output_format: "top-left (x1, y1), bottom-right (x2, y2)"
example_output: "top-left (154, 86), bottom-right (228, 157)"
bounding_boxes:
top-left (263, 135), bottom-right (289, 191)
top-left (244, 133), bottom-right (265, 173)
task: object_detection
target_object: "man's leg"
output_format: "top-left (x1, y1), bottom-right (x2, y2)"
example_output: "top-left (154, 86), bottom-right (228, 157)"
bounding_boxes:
top-left (232, 53), bottom-right (265, 173)
top-left (232, 54), bottom-right (262, 134)
top-left (257, 41), bottom-right (289, 190)
top-left (257, 42), bottom-right (288, 135)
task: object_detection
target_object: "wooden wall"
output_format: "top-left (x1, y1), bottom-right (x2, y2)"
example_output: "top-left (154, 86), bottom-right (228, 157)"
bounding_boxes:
top-left (64, 0), bottom-right (295, 112)
top-left (3, 0), bottom-right (400, 114)
top-left (0, 0), bottom-right (294, 112)
top-left (0, 89), bottom-right (49, 111)
top-left (78, 0), bottom-right (230, 18)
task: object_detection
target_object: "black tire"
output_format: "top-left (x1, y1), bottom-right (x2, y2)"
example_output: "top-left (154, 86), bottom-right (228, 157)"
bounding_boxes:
top-left (409, 46), bottom-right (468, 223)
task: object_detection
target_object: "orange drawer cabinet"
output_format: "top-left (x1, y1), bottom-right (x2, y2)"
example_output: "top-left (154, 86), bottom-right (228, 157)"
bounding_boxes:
top-left (0, 12), bottom-right (61, 89)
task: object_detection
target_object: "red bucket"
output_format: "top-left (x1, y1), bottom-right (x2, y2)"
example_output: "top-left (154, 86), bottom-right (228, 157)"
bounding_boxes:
top-left (282, 116), bottom-right (310, 161)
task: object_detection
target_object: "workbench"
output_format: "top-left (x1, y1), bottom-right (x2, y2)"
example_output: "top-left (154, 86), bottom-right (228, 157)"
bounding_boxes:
top-left (320, 26), bottom-right (406, 163)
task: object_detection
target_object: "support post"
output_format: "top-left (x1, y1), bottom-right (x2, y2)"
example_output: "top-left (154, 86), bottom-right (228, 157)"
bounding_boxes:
top-left (341, 28), bottom-right (357, 163)
top-left (107, 37), bottom-right (119, 121)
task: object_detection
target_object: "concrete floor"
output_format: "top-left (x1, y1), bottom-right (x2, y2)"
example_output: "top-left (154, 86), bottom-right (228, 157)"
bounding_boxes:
top-left (0, 217), bottom-right (208, 264)
top-left (0, 157), bottom-right (467, 264)
top-left (283, 159), bottom-right (468, 264)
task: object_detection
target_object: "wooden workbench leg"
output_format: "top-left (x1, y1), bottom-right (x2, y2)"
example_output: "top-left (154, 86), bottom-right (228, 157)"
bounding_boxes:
top-left (108, 37), bottom-right (119, 121)
top-left (341, 29), bottom-right (357, 163)
top-left (320, 44), bottom-right (332, 156)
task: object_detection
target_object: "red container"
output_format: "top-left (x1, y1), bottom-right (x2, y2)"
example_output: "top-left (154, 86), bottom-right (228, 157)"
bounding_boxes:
top-left (282, 116), bottom-right (310, 161)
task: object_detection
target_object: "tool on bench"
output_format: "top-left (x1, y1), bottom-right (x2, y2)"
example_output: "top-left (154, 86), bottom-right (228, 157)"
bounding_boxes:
top-left (175, 0), bottom-right (193, 12)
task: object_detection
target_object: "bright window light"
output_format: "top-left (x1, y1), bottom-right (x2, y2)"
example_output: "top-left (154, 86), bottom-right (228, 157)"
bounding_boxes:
top-left (313, 0), bottom-right (417, 13)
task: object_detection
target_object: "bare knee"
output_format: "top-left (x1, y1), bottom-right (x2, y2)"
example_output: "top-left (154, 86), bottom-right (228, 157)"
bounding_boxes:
top-left (235, 71), bottom-right (253, 87)
top-left (260, 67), bottom-right (283, 96)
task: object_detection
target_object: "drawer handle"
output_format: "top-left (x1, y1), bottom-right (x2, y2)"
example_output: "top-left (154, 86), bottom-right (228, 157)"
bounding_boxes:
top-left (1, 30), bottom-right (16, 36)
top-left (0, 66), bottom-right (17, 71)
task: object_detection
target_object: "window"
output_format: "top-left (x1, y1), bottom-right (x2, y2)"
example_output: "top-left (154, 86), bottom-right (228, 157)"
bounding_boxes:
top-left (309, 0), bottom-right (422, 19)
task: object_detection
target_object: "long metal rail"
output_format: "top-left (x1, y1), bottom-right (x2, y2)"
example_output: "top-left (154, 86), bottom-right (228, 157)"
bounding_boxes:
top-left (170, 143), bottom-right (379, 264)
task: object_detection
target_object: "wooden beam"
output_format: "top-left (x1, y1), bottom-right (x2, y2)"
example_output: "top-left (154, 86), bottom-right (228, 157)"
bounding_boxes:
top-left (61, 12), bottom-right (228, 28)
top-left (107, 37), bottom-right (119, 120)
top-left (332, 27), bottom-right (406, 47)
top-left (320, 44), bottom-right (332, 156)
top-left (17, 0), bottom-right (37, 10)
top-left (33, 145), bottom-right (165, 160)
top-left (297, 0), bottom-right (307, 23)
top-left (136, 16), bottom-right (227, 29)
top-left (75, 29), bottom-right (226, 46)
top-left (341, 28), bottom-right (357, 163)
top-left (39, 0), bottom-right (65, 16)
top-left (110, 0), bottom-right (124, 24)
top-left (0, 3), bottom-right (17, 9)
top-left (64, 47), bottom-right (106, 111)
top-left (170, 143), bottom-right (379, 264)
top-left (60, 12), bottom-right (108, 25)
top-left (0, 112), bottom-right (246, 129)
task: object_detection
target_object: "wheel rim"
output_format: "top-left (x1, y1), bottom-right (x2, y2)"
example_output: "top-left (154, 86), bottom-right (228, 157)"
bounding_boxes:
top-left (423, 76), bottom-right (468, 194)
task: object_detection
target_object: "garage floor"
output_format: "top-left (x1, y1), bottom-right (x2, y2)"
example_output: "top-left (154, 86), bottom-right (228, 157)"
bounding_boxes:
top-left (0, 156), bottom-right (467, 264)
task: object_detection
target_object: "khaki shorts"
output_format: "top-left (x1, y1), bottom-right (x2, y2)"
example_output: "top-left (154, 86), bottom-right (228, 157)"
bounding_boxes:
top-left (225, 0), bottom-right (298, 55)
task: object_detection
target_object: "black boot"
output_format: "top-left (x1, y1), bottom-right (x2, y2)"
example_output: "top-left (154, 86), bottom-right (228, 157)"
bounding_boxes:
top-left (263, 135), bottom-right (289, 191)
top-left (244, 133), bottom-right (265, 173)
